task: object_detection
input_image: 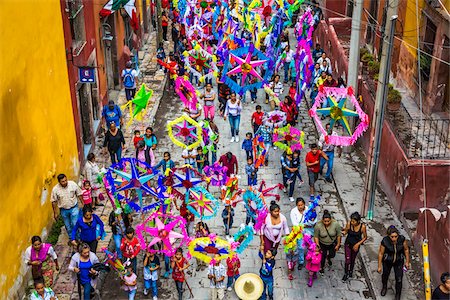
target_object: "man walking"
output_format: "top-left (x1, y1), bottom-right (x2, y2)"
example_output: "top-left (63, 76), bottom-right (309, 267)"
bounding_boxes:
top-left (102, 100), bottom-right (123, 129)
top-left (318, 123), bottom-right (340, 183)
top-left (305, 144), bottom-right (328, 199)
top-left (51, 174), bottom-right (82, 240)
top-left (121, 61), bottom-right (138, 101)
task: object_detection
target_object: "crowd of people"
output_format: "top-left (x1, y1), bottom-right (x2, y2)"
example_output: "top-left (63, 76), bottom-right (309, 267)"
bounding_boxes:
top-left (26, 1), bottom-right (449, 300)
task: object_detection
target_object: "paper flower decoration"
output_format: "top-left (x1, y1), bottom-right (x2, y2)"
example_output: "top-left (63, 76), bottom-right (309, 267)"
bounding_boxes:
top-left (175, 76), bottom-right (199, 111)
top-left (187, 186), bottom-right (219, 220)
top-left (273, 124), bottom-right (305, 152)
top-left (102, 248), bottom-right (125, 277)
top-left (105, 158), bottom-right (160, 212)
top-left (263, 84), bottom-right (281, 106)
top-left (233, 225), bottom-right (254, 254)
top-left (309, 86), bottom-right (369, 146)
top-left (304, 195), bottom-right (321, 223)
top-left (282, 225), bottom-right (304, 253)
top-left (199, 119), bottom-right (218, 153)
top-left (188, 234), bottom-right (233, 263)
top-left (121, 84), bottom-right (154, 128)
top-left (220, 174), bottom-right (244, 206)
top-left (242, 187), bottom-right (268, 231)
top-left (221, 44), bottom-right (270, 95)
top-left (257, 180), bottom-right (285, 202)
top-left (252, 136), bottom-right (267, 168)
top-left (136, 212), bottom-right (189, 257)
top-left (262, 110), bottom-right (287, 128)
top-left (203, 162), bottom-right (228, 186)
top-left (167, 114), bottom-right (203, 150)
top-left (183, 42), bottom-right (218, 83)
top-left (167, 164), bottom-right (204, 203)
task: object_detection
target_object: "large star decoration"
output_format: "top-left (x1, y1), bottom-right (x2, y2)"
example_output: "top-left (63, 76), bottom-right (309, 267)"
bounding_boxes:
top-left (174, 119), bottom-right (197, 140)
top-left (121, 84), bottom-right (153, 127)
top-left (167, 114), bottom-right (203, 150)
top-left (136, 213), bottom-right (189, 257)
top-left (168, 165), bottom-right (204, 203)
top-left (227, 49), bottom-right (267, 83)
top-left (316, 94), bottom-right (359, 135)
top-left (187, 186), bottom-right (219, 220)
top-left (106, 158), bottom-right (159, 211)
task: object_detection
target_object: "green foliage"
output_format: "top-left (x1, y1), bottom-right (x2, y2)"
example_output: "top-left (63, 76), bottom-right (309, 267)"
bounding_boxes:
top-left (368, 60), bottom-right (380, 74)
top-left (359, 47), bottom-right (369, 59)
top-left (46, 215), bottom-right (64, 245)
top-left (361, 52), bottom-right (373, 63)
top-left (388, 87), bottom-right (402, 103)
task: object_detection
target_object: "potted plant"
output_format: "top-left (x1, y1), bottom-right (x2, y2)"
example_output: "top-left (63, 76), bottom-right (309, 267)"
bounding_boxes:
top-left (360, 47), bottom-right (369, 60)
top-left (368, 60), bottom-right (380, 75)
top-left (361, 52), bottom-right (373, 65)
top-left (387, 85), bottom-right (402, 111)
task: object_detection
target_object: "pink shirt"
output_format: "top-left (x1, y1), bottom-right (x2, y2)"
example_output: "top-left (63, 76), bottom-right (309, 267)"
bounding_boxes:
top-left (122, 273), bottom-right (137, 291)
top-left (81, 188), bottom-right (92, 205)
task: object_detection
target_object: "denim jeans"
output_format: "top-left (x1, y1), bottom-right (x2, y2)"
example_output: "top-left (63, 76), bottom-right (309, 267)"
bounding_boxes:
top-left (320, 151), bottom-right (334, 179)
top-left (296, 238), bottom-right (305, 265)
top-left (283, 62), bottom-right (290, 82)
top-left (175, 280), bottom-right (183, 300)
top-left (211, 144), bottom-right (217, 164)
top-left (228, 114), bottom-right (241, 137)
top-left (227, 274), bottom-right (240, 288)
top-left (82, 281), bottom-right (93, 300)
top-left (113, 234), bottom-right (123, 259)
top-left (109, 147), bottom-right (122, 165)
top-left (247, 175), bottom-right (257, 186)
top-left (125, 88), bottom-right (136, 101)
top-left (261, 275), bottom-right (274, 300)
top-left (245, 150), bottom-right (253, 160)
top-left (282, 172), bottom-right (297, 197)
top-left (60, 205), bottom-right (79, 237)
top-left (144, 278), bottom-right (158, 297)
top-left (250, 89), bottom-right (257, 101)
top-left (224, 219), bottom-right (233, 235)
top-left (127, 289), bottom-right (136, 300)
top-left (164, 255), bottom-right (172, 275)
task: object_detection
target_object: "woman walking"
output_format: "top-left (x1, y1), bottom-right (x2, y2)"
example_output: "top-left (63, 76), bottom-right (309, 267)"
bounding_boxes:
top-left (68, 243), bottom-right (100, 300)
top-left (377, 225), bottom-right (410, 300)
top-left (71, 206), bottom-right (105, 253)
top-left (25, 236), bottom-right (59, 287)
top-left (224, 93), bottom-right (242, 142)
top-left (313, 210), bottom-right (341, 274)
top-left (103, 122), bottom-right (125, 165)
top-left (259, 201), bottom-right (290, 253)
top-left (83, 153), bottom-right (103, 209)
top-left (342, 212), bottom-right (367, 281)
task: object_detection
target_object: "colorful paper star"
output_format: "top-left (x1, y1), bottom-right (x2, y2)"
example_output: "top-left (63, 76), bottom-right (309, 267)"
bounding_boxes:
top-left (316, 94), bottom-right (359, 135)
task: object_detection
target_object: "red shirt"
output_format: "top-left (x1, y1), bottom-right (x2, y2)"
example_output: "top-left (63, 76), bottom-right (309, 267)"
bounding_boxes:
top-left (305, 150), bottom-right (322, 173)
top-left (252, 111), bottom-right (264, 125)
top-left (120, 237), bottom-right (141, 258)
top-left (133, 136), bottom-right (144, 148)
top-left (172, 257), bottom-right (188, 282)
top-left (226, 256), bottom-right (241, 276)
top-left (219, 154), bottom-right (238, 176)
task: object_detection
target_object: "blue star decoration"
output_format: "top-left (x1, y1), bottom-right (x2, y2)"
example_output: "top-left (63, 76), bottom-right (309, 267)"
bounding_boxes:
top-left (316, 95), bottom-right (359, 135)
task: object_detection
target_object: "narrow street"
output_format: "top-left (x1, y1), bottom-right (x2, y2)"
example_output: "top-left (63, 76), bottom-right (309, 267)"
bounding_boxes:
top-left (100, 74), bottom-right (373, 299)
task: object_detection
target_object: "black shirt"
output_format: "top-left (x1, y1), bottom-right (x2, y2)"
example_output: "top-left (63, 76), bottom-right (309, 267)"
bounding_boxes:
top-left (103, 129), bottom-right (125, 152)
top-left (381, 235), bottom-right (406, 264)
top-left (432, 286), bottom-right (450, 300)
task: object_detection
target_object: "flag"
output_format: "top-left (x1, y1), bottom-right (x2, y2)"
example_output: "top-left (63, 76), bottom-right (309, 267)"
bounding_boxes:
top-left (100, 0), bottom-right (139, 31)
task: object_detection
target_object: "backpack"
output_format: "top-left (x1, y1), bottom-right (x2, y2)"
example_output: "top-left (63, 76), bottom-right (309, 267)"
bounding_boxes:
top-left (123, 69), bottom-right (134, 88)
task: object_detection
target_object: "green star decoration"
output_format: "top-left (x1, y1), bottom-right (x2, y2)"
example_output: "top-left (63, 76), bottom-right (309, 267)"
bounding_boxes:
top-left (316, 96), bottom-right (359, 135)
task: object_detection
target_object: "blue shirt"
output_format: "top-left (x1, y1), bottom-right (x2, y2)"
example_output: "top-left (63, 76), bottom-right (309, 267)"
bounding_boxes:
top-left (79, 260), bottom-right (92, 284)
top-left (102, 105), bottom-right (122, 127)
top-left (72, 214), bottom-right (105, 243)
top-left (259, 252), bottom-right (275, 278)
top-left (241, 139), bottom-right (253, 151)
top-left (143, 134), bottom-right (157, 147)
top-left (154, 159), bottom-right (175, 173)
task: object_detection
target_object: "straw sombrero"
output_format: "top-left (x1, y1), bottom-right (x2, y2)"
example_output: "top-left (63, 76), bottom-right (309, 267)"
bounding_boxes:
top-left (234, 273), bottom-right (264, 300)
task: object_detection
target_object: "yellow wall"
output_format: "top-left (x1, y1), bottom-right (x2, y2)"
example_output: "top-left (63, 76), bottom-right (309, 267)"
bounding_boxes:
top-left (0, 0), bottom-right (79, 298)
top-left (402, 0), bottom-right (426, 57)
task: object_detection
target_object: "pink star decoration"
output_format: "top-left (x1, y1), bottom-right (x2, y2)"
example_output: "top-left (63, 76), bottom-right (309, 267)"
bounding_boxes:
top-left (227, 51), bottom-right (267, 84)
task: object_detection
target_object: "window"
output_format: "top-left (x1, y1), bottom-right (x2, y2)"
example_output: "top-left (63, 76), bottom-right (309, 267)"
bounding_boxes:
top-left (68, 0), bottom-right (87, 56)
top-left (346, 0), bottom-right (354, 18)
top-left (420, 17), bottom-right (437, 82)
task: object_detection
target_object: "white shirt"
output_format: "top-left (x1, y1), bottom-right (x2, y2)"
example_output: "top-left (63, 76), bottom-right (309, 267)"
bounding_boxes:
top-left (84, 161), bottom-right (100, 186)
top-left (317, 57), bottom-right (331, 66)
top-left (285, 50), bottom-right (295, 63)
top-left (318, 130), bottom-right (337, 152)
top-left (30, 288), bottom-right (58, 300)
top-left (24, 245), bottom-right (58, 265)
top-left (208, 264), bottom-right (227, 289)
top-left (121, 68), bottom-right (138, 89)
top-left (51, 181), bottom-right (82, 209)
top-left (182, 149), bottom-right (196, 165)
top-left (290, 207), bottom-right (305, 226)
